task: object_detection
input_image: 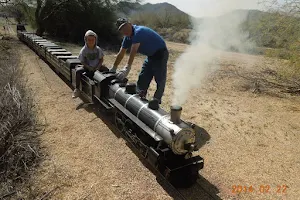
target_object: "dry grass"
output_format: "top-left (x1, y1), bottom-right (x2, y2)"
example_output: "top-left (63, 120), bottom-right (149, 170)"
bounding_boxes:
top-left (157, 28), bottom-right (191, 44)
top-left (11, 35), bottom-right (300, 199)
top-left (0, 38), bottom-right (41, 199)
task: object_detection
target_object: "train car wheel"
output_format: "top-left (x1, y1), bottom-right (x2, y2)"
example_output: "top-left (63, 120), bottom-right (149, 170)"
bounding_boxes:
top-left (114, 111), bottom-right (126, 133)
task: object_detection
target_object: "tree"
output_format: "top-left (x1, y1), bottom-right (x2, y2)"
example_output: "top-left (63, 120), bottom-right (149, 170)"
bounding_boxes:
top-left (130, 8), bottom-right (191, 30)
top-left (7, 0), bottom-right (139, 44)
top-left (259, 0), bottom-right (300, 83)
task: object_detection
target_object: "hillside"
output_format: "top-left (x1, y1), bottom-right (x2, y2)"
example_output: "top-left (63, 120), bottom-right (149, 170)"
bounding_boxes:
top-left (117, 3), bottom-right (271, 46)
top-left (117, 3), bottom-right (265, 23)
top-left (117, 3), bottom-right (267, 31)
top-left (118, 2), bottom-right (298, 56)
top-left (117, 2), bottom-right (189, 18)
top-left (134, 2), bottom-right (188, 15)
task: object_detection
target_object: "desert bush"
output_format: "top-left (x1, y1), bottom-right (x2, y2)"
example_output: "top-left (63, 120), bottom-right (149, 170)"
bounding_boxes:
top-left (7, 0), bottom-right (140, 45)
top-left (153, 28), bottom-right (190, 43)
top-left (130, 10), bottom-right (191, 30)
top-left (246, 1), bottom-right (300, 78)
top-left (0, 40), bottom-right (41, 197)
top-left (171, 29), bottom-right (191, 43)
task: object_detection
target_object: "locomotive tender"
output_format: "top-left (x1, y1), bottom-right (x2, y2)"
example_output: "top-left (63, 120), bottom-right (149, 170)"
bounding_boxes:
top-left (17, 25), bottom-right (204, 187)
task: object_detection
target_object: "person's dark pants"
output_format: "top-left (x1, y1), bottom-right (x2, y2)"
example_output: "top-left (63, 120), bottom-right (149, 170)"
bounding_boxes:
top-left (137, 48), bottom-right (169, 104)
top-left (75, 65), bottom-right (109, 89)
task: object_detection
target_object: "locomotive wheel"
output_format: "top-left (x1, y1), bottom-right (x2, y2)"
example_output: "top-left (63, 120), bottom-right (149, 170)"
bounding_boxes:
top-left (114, 111), bottom-right (126, 133)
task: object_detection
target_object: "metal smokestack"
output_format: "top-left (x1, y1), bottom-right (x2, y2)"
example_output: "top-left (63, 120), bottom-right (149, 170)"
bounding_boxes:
top-left (170, 105), bottom-right (182, 124)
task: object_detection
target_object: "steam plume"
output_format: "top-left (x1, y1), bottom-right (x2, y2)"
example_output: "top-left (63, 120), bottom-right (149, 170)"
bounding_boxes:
top-left (172, 0), bottom-right (258, 106)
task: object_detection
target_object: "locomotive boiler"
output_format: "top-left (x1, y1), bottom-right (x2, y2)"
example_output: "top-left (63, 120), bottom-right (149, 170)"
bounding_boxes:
top-left (16, 25), bottom-right (204, 187)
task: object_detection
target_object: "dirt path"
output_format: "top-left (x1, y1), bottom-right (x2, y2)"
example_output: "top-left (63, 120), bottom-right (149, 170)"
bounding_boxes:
top-left (19, 44), bottom-right (177, 200)
top-left (19, 39), bottom-right (300, 200)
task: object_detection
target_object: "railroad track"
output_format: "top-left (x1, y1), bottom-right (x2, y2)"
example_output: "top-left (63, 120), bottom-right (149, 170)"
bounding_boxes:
top-left (160, 177), bottom-right (221, 200)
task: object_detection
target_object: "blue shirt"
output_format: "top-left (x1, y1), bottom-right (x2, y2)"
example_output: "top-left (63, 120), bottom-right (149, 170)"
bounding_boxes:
top-left (122, 25), bottom-right (166, 57)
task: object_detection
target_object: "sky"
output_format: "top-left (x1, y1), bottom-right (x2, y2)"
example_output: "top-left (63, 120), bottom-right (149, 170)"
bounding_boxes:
top-left (144, 0), bottom-right (265, 17)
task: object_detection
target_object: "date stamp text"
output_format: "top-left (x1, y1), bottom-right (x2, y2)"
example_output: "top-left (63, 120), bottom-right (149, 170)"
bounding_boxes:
top-left (232, 185), bottom-right (288, 194)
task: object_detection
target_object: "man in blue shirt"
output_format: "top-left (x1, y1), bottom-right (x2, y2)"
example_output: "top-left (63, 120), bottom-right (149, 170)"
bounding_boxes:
top-left (110, 18), bottom-right (169, 104)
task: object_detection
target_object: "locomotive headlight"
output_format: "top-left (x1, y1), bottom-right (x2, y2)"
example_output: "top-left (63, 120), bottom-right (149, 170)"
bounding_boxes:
top-left (154, 105), bottom-right (198, 155)
top-left (169, 105), bottom-right (196, 155)
top-left (171, 128), bottom-right (196, 155)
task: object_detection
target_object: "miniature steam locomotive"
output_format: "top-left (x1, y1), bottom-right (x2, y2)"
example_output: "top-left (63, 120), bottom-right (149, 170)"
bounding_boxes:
top-left (16, 25), bottom-right (204, 187)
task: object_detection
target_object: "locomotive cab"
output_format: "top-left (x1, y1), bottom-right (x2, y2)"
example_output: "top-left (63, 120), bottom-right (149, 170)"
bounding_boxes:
top-left (93, 71), bottom-right (127, 110)
top-left (16, 24), bottom-right (26, 40)
top-left (16, 24), bottom-right (26, 32)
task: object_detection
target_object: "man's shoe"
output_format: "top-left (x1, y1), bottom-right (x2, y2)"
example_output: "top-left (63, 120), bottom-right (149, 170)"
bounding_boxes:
top-left (72, 89), bottom-right (80, 98)
top-left (153, 97), bottom-right (161, 104)
top-left (138, 90), bottom-right (147, 99)
top-left (148, 98), bottom-right (159, 110)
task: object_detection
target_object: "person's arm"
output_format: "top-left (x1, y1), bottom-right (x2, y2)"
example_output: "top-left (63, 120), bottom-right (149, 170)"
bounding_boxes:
top-left (127, 43), bottom-right (140, 66)
top-left (79, 48), bottom-right (93, 71)
top-left (96, 48), bottom-right (104, 70)
top-left (113, 47), bottom-right (127, 68)
top-left (126, 29), bottom-right (142, 67)
top-left (116, 43), bottom-right (140, 80)
top-left (110, 36), bottom-right (130, 72)
top-left (82, 62), bottom-right (93, 71)
top-left (97, 57), bottom-right (104, 70)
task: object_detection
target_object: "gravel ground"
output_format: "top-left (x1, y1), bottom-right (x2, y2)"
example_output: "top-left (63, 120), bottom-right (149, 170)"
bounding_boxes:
top-left (18, 40), bottom-right (300, 200)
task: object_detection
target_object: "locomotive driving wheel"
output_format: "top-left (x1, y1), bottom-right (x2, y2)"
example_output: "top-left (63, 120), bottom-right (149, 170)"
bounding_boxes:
top-left (114, 111), bottom-right (126, 133)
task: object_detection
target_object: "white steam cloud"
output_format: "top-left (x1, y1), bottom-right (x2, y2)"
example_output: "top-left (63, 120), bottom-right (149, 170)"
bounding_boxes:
top-left (172, 0), bottom-right (258, 106)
